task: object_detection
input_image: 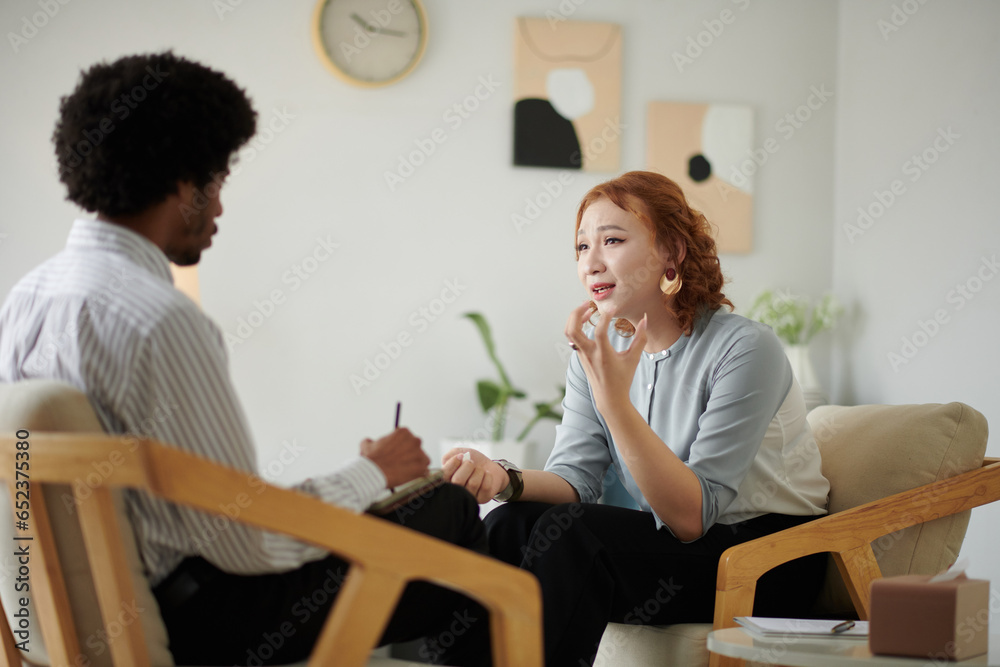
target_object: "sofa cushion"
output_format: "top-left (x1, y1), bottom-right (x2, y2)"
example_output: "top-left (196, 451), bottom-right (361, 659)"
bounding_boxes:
top-left (0, 379), bottom-right (176, 667)
top-left (595, 622), bottom-right (709, 666)
top-left (591, 403), bottom-right (988, 667)
top-left (0, 381), bottom-right (454, 667)
top-left (807, 402), bottom-right (987, 615)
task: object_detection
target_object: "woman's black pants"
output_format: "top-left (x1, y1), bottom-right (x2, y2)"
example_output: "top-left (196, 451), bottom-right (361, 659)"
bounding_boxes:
top-left (484, 502), bottom-right (827, 667)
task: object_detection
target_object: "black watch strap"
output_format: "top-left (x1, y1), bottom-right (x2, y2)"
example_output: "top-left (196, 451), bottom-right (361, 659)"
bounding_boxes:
top-left (493, 459), bottom-right (524, 502)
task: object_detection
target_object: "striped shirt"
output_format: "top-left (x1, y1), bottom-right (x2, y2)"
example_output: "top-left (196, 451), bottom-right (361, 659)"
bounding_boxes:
top-left (0, 219), bottom-right (387, 585)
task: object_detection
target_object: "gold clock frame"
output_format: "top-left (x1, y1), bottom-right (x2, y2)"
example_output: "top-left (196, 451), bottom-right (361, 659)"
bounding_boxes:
top-left (311, 0), bottom-right (428, 88)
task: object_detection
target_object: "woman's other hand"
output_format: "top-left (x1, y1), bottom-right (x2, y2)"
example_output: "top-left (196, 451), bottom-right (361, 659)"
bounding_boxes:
top-left (442, 447), bottom-right (509, 503)
top-left (565, 302), bottom-right (647, 415)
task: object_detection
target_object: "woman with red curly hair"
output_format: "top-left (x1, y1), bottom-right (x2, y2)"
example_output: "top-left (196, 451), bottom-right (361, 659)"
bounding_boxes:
top-left (444, 171), bottom-right (830, 666)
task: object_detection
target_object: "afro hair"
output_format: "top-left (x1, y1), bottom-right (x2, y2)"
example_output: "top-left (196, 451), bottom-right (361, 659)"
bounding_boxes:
top-left (52, 51), bottom-right (257, 217)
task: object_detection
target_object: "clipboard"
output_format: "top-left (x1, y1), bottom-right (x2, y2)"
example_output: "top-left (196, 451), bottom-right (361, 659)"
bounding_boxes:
top-left (367, 470), bottom-right (446, 515)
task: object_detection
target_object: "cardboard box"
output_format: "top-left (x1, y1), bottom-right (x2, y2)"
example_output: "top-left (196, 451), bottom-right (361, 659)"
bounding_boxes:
top-left (869, 573), bottom-right (989, 660)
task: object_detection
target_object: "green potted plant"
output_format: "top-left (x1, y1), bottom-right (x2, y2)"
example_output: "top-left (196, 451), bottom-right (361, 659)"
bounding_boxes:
top-left (745, 290), bottom-right (842, 347)
top-left (441, 312), bottom-right (564, 468)
top-left (746, 289), bottom-right (843, 411)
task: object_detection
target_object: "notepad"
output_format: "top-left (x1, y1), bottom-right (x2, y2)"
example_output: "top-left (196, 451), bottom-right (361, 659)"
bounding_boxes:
top-left (367, 470), bottom-right (445, 514)
top-left (734, 616), bottom-right (869, 638)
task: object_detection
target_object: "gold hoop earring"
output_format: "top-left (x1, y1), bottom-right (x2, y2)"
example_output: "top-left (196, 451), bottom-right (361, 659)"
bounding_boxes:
top-left (660, 268), bottom-right (682, 296)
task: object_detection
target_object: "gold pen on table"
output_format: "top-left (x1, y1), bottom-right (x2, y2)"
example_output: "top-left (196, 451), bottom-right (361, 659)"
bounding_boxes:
top-left (831, 620), bottom-right (855, 634)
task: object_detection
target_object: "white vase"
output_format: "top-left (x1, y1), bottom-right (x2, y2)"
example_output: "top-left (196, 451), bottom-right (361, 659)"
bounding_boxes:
top-left (784, 344), bottom-right (827, 413)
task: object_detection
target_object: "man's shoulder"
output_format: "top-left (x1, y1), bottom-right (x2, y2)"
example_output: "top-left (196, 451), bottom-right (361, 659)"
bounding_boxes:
top-left (12, 249), bottom-right (213, 341)
top-left (78, 255), bottom-right (208, 336)
top-left (139, 283), bottom-right (212, 332)
top-left (113, 274), bottom-right (217, 348)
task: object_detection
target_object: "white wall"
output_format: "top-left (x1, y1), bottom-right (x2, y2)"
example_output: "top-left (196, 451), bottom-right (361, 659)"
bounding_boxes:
top-left (3, 0), bottom-right (995, 630)
top-left (832, 0), bottom-right (1000, 621)
top-left (0, 0), bottom-right (838, 474)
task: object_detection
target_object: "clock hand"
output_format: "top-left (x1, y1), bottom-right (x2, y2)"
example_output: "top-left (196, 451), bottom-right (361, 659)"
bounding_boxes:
top-left (372, 26), bottom-right (407, 37)
top-left (349, 12), bottom-right (406, 37)
top-left (350, 12), bottom-right (376, 32)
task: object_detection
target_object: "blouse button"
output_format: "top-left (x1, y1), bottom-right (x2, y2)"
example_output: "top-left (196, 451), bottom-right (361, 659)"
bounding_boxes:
top-left (646, 383), bottom-right (653, 390)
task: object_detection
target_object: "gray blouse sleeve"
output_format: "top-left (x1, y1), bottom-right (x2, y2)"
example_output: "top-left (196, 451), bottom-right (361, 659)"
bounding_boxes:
top-left (682, 324), bottom-right (792, 536)
top-left (543, 351), bottom-right (612, 503)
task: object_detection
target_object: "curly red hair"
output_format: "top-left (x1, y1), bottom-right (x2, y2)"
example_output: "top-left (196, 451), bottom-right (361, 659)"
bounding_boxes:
top-left (575, 171), bottom-right (733, 336)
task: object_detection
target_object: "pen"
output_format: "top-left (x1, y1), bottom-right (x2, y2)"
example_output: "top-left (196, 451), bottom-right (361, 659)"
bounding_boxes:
top-left (831, 620), bottom-right (855, 634)
top-left (388, 401), bottom-right (402, 493)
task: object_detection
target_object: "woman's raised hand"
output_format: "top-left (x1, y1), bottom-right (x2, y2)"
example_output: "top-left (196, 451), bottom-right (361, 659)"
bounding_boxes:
top-left (442, 446), bottom-right (509, 503)
top-left (565, 302), bottom-right (648, 415)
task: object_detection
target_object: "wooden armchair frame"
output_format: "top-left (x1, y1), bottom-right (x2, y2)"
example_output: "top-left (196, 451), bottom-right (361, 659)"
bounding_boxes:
top-left (0, 434), bottom-right (543, 667)
top-left (708, 456), bottom-right (1000, 667)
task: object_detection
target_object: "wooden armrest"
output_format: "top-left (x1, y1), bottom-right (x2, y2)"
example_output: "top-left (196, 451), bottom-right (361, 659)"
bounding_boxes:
top-left (0, 436), bottom-right (543, 667)
top-left (707, 459), bottom-right (1000, 667)
top-left (147, 441), bottom-right (544, 667)
top-left (712, 458), bottom-right (1000, 629)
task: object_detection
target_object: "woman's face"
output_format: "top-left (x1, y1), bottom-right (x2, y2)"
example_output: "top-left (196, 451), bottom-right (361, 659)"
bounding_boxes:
top-left (576, 196), bottom-right (670, 324)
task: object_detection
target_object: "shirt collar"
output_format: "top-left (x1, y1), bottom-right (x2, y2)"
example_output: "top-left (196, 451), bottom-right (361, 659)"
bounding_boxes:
top-left (646, 331), bottom-right (690, 361)
top-left (66, 219), bottom-right (173, 284)
top-left (643, 308), bottom-right (723, 362)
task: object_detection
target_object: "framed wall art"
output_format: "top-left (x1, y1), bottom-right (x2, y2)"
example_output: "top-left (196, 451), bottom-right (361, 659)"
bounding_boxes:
top-left (647, 101), bottom-right (754, 253)
top-left (513, 17), bottom-right (622, 172)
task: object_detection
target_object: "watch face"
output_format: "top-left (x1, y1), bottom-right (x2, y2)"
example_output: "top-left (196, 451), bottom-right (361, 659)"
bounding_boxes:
top-left (314, 0), bottom-right (427, 86)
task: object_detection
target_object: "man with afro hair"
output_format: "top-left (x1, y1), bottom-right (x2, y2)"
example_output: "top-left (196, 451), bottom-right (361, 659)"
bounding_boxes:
top-left (0, 52), bottom-right (489, 666)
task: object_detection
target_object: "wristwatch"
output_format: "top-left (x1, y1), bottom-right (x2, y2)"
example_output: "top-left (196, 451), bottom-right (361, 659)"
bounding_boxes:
top-left (493, 459), bottom-right (524, 502)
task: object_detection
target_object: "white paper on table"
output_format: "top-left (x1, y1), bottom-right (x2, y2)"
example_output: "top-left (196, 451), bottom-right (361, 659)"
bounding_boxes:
top-left (734, 616), bottom-right (869, 638)
top-left (929, 557), bottom-right (969, 583)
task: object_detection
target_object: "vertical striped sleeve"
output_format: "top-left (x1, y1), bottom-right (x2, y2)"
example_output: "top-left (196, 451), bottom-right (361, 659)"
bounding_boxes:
top-left (0, 219), bottom-right (392, 584)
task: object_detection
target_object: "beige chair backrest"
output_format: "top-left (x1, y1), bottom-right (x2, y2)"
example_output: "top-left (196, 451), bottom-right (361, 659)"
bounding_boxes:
top-left (807, 402), bottom-right (988, 614)
top-left (0, 380), bottom-right (543, 667)
top-left (0, 379), bottom-right (174, 667)
top-left (596, 402), bottom-right (992, 667)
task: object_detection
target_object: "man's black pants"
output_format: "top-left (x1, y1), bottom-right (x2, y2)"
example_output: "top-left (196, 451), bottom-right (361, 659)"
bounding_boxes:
top-left (153, 484), bottom-right (491, 666)
top-left (484, 502), bottom-right (827, 667)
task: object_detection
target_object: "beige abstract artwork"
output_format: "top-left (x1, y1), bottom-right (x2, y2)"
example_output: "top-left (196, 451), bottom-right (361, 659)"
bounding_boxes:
top-left (513, 17), bottom-right (622, 172)
top-left (647, 101), bottom-right (754, 253)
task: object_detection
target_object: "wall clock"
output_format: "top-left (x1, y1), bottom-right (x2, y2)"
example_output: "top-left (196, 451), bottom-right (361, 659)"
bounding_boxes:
top-left (312, 0), bottom-right (428, 87)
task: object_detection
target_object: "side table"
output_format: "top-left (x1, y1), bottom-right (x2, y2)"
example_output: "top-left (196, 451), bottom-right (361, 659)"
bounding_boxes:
top-left (708, 628), bottom-right (1000, 666)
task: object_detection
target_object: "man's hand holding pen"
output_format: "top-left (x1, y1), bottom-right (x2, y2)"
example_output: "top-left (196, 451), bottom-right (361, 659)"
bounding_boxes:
top-left (361, 425), bottom-right (430, 489)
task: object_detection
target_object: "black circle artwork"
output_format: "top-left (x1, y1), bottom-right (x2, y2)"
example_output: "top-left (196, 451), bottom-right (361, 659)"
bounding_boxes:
top-left (688, 154), bottom-right (712, 182)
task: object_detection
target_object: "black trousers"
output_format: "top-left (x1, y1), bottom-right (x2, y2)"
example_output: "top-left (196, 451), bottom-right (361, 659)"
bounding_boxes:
top-left (153, 484), bottom-right (491, 666)
top-left (484, 502), bottom-right (827, 667)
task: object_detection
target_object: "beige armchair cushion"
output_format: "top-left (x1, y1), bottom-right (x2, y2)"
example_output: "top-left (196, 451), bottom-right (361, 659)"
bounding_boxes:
top-left (0, 380), bottom-right (437, 667)
top-left (596, 402), bottom-right (989, 666)
top-left (596, 622), bottom-right (709, 665)
top-left (808, 402), bottom-right (987, 615)
top-left (0, 379), bottom-right (175, 667)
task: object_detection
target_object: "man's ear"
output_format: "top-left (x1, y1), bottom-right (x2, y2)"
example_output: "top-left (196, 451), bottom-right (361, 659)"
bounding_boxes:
top-left (173, 181), bottom-right (196, 205)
